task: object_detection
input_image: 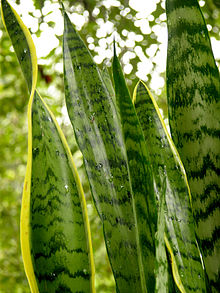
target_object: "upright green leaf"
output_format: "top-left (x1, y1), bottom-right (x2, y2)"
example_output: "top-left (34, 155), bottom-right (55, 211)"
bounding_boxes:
top-left (166, 0), bottom-right (220, 290)
top-left (1, 0), bottom-right (37, 94)
top-left (133, 81), bottom-right (207, 293)
top-left (1, 1), bottom-right (95, 292)
top-left (29, 91), bottom-right (95, 292)
top-left (100, 66), bottom-right (115, 101)
top-left (112, 45), bottom-right (157, 292)
top-left (154, 179), bottom-right (169, 293)
top-left (63, 10), bottom-right (156, 293)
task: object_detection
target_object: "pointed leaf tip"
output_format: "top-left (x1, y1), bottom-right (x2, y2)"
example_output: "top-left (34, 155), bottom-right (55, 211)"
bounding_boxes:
top-left (113, 38), bottom-right (117, 57)
top-left (59, 1), bottom-right (65, 14)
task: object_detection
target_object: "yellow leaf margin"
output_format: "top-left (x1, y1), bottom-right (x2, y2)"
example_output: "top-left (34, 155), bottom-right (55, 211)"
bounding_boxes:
top-left (133, 80), bottom-right (191, 293)
top-left (1, 1), bottom-right (95, 292)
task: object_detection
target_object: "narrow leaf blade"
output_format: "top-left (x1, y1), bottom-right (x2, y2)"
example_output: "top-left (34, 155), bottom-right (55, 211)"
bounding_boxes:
top-left (63, 11), bottom-right (148, 292)
top-left (166, 1), bottom-right (220, 290)
top-left (112, 45), bottom-right (157, 292)
top-left (1, 0), bottom-right (37, 95)
top-left (2, 2), bottom-right (95, 291)
top-left (29, 91), bottom-right (95, 292)
top-left (101, 66), bottom-right (115, 101)
top-left (134, 81), bottom-right (207, 293)
top-left (155, 179), bottom-right (169, 293)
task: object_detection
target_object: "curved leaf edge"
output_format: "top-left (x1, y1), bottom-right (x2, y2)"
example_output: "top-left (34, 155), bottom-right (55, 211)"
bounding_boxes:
top-left (112, 45), bottom-right (157, 293)
top-left (1, 1), bottom-right (39, 291)
top-left (133, 80), bottom-right (192, 205)
top-left (164, 235), bottom-right (186, 293)
top-left (36, 90), bottom-right (96, 293)
top-left (0, 0), bottom-right (38, 97)
top-left (2, 1), bottom-right (96, 291)
top-left (22, 93), bottom-right (38, 293)
top-left (132, 80), bottom-right (194, 293)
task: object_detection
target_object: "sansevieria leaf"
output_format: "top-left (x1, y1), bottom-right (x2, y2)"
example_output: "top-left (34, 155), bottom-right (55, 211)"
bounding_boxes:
top-left (166, 0), bottom-right (220, 291)
top-left (154, 179), bottom-right (169, 293)
top-left (1, 1), bottom-right (95, 292)
top-left (133, 81), bottom-right (207, 293)
top-left (28, 91), bottom-right (95, 292)
top-left (0, 0), bottom-right (37, 94)
top-left (63, 9), bottom-right (156, 293)
top-left (112, 45), bottom-right (157, 292)
top-left (101, 66), bottom-right (115, 103)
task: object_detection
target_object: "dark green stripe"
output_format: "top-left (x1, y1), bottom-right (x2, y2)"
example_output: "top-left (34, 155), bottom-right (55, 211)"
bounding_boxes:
top-left (2, 0), bottom-right (32, 92)
top-left (166, 0), bottom-right (198, 13)
top-left (30, 92), bottom-right (91, 293)
top-left (134, 81), bottom-right (207, 292)
top-left (166, 1), bottom-right (220, 289)
top-left (168, 23), bottom-right (208, 40)
top-left (200, 226), bottom-right (220, 256)
top-left (63, 11), bottom-right (146, 292)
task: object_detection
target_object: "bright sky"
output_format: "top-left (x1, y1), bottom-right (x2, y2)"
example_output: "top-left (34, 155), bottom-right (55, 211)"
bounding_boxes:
top-left (5, 0), bottom-right (220, 96)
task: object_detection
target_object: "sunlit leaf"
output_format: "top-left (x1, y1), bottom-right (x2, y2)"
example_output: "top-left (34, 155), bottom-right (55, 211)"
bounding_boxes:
top-left (133, 81), bottom-right (207, 293)
top-left (63, 9), bottom-right (154, 293)
top-left (1, 1), bottom-right (95, 292)
top-left (112, 45), bottom-right (157, 292)
top-left (166, 0), bottom-right (220, 290)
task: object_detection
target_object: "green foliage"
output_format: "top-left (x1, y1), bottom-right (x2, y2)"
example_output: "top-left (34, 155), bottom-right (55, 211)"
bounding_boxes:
top-left (0, 0), bottom-right (219, 292)
top-left (166, 1), bottom-right (220, 291)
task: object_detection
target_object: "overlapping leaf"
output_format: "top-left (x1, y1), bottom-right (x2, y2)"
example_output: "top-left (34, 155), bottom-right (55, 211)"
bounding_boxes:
top-left (166, 1), bottom-right (220, 290)
top-left (1, 1), bottom-right (95, 292)
top-left (154, 179), bottom-right (169, 293)
top-left (112, 45), bottom-right (157, 292)
top-left (133, 81), bottom-right (207, 293)
top-left (63, 9), bottom-right (157, 292)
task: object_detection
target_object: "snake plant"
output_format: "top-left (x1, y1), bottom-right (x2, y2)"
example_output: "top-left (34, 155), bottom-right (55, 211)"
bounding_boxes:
top-left (1, 0), bottom-right (219, 292)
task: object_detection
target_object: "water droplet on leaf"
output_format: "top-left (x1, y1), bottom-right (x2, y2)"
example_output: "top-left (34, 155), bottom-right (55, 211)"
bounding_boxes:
top-left (96, 163), bottom-right (103, 170)
top-left (48, 272), bottom-right (56, 280)
top-left (90, 112), bottom-right (96, 123)
top-left (101, 213), bottom-right (106, 221)
top-left (108, 174), bottom-right (113, 182)
top-left (33, 147), bottom-right (39, 156)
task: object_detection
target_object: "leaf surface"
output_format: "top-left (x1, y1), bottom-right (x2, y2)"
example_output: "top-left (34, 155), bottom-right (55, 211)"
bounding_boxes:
top-left (166, 1), bottom-right (220, 290)
top-left (101, 66), bottom-right (115, 101)
top-left (1, 1), bottom-right (95, 292)
top-left (154, 179), bottom-right (169, 293)
top-left (1, 0), bottom-right (37, 94)
top-left (29, 90), bottom-right (94, 293)
top-left (63, 10), bottom-right (155, 293)
top-left (112, 46), bottom-right (157, 292)
top-left (133, 81), bottom-right (207, 293)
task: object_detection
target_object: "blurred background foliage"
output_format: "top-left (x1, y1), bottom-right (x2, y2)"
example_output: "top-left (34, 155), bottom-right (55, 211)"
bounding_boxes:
top-left (0, 0), bottom-right (219, 292)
